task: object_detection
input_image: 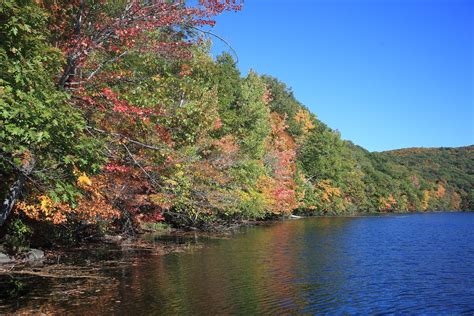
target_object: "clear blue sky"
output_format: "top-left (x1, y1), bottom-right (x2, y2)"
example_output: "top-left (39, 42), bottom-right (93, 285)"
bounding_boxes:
top-left (208, 0), bottom-right (474, 152)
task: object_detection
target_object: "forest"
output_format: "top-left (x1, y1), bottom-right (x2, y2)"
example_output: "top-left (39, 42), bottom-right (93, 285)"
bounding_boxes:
top-left (1, 0), bottom-right (473, 249)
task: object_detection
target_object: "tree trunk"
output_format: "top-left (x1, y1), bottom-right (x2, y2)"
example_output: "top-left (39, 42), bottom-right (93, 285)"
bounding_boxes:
top-left (0, 154), bottom-right (35, 227)
top-left (58, 0), bottom-right (85, 89)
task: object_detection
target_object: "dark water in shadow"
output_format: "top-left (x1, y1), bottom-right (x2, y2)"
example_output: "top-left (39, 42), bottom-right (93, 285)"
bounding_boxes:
top-left (1, 212), bottom-right (474, 314)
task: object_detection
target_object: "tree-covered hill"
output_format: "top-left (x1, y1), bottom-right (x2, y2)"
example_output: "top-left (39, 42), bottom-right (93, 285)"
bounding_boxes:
top-left (380, 146), bottom-right (474, 209)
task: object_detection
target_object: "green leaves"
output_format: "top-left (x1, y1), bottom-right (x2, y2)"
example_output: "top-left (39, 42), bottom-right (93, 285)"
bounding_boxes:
top-left (0, 0), bottom-right (104, 213)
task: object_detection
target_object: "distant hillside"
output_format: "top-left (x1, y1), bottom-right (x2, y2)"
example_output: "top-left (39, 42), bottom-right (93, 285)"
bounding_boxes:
top-left (380, 146), bottom-right (474, 209)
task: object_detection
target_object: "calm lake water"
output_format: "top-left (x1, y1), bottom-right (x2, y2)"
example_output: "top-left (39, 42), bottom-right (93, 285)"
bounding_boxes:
top-left (1, 212), bottom-right (474, 314)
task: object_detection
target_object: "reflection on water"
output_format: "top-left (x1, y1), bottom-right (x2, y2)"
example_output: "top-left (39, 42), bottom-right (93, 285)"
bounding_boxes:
top-left (1, 213), bottom-right (474, 314)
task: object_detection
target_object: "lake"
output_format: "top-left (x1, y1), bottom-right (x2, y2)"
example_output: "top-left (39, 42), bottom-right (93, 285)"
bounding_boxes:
top-left (1, 212), bottom-right (473, 314)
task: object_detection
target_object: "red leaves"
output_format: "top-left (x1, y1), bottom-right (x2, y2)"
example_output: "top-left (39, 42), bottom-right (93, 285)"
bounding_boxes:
top-left (261, 113), bottom-right (299, 214)
top-left (101, 87), bottom-right (113, 97)
top-left (213, 118), bottom-right (223, 130)
top-left (198, 0), bottom-right (243, 15)
top-left (155, 125), bottom-right (174, 145)
top-left (33, 0), bottom-right (244, 226)
top-left (101, 88), bottom-right (154, 118)
top-left (51, 1), bottom-right (242, 65)
top-left (262, 86), bottom-right (273, 105)
top-left (141, 211), bottom-right (165, 222)
top-left (104, 164), bottom-right (130, 173)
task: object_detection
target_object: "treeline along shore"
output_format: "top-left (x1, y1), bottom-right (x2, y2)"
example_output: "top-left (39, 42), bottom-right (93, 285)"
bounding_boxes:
top-left (1, 1), bottom-right (473, 254)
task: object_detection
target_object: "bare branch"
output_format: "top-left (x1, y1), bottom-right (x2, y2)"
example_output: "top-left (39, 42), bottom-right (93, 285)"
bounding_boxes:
top-left (86, 126), bottom-right (166, 151)
top-left (122, 143), bottom-right (162, 190)
top-left (189, 26), bottom-right (239, 63)
top-left (87, 50), bottom-right (129, 81)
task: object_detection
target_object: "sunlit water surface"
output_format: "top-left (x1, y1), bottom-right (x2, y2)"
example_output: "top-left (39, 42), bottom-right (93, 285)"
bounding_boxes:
top-left (1, 212), bottom-right (473, 314)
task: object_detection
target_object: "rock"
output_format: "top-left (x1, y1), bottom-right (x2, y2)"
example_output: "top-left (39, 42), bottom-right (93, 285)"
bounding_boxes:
top-left (0, 252), bottom-right (14, 264)
top-left (25, 249), bottom-right (44, 261)
top-left (103, 234), bottom-right (123, 243)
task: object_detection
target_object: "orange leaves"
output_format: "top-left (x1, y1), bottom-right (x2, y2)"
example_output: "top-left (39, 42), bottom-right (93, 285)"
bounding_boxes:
top-left (387, 194), bottom-right (397, 207)
top-left (16, 175), bottom-right (119, 224)
top-left (213, 117), bottom-right (223, 130)
top-left (378, 194), bottom-right (397, 211)
top-left (210, 135), bottom-right (240, 170)
top-left (262, 85), bottom-right (273, 105)
top-left (179, 64), bottom-right (193, 77)
top-left (261, 113), bottom-right (299, 215)
top-left (16, 196), bottom-right (72, 224)
top-left (450, 192), bottom-right (461, 210)
top-left (213, 135), bottom-right (239, 154)
top-left (436, 182), bottom-right (446, 198)
top-left (74, 175), bottom-right (120, 222)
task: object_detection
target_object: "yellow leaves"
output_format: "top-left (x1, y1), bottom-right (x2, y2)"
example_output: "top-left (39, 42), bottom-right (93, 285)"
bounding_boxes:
top-left (77, 173), bottom-right (92, 187)
top-left (16, 196), bottom-right (69, 224)
top-left (239, 190), bottom-right (252, 202)
top-left (256, 175), bottom-right (276, 208)
top-left (164, 178), bottom-right (178, 186)
top-left (174, 164), bottom-right (185, 177)
top-left (421, 190), bottom-right (431, 210)
top-left (317, 180), bottom-right (341, 199)
top-left (308, 180), bottom-right (348, 213)
top-left (294, 109), bottom-right (315, 135)
top-left (149, 193), bottom-right (173, 210)
top-left (73, 168), bottom-right (92, 187)
top-left (16, 175), bottom-right (119, 225)
top-left (39, 195), bottom-right (53, 215)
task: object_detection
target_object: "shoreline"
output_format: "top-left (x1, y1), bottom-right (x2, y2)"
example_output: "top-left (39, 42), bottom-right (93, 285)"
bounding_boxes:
top-left (0, 210), bottom-right (472, 305)
top-left (1, 209), bottom-right (470, 269)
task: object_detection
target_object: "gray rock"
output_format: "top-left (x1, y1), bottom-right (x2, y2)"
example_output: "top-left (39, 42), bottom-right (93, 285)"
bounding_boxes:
top-left (0, 252), bottom-right (14, 264)
top-left (26, 249), bottom-right (44, 261)
top-left (104, 234), bottom-right (123, 243)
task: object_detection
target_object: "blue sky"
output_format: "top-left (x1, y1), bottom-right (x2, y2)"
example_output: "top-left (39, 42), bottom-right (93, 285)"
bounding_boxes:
top-left (208, 0), bottom-right (474, 152)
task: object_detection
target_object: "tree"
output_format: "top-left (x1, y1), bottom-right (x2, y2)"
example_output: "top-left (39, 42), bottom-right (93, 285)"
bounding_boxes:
top-left (260, 113), bottom-right (298, 215)
top-left (0, 0), bottom-right (103, 226)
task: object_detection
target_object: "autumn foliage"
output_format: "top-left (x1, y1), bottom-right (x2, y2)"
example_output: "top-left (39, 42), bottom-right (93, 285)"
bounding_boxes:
top-left (0, 0), bottom-right (471, 241)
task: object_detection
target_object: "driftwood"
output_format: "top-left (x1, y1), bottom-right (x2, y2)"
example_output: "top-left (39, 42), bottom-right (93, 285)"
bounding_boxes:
top-left (0, 151), bottom-right (35, 227)
top-left (0, 268), bottom-right (108, 280)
